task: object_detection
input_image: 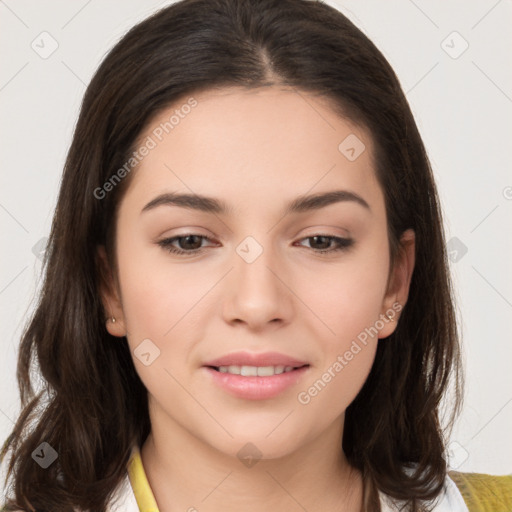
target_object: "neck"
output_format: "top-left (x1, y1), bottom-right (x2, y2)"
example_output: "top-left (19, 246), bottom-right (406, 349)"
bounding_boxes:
top-left (140, 410), bottom-right (363, 512)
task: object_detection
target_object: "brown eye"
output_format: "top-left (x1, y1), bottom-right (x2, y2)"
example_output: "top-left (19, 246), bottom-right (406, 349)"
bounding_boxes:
top-left (157, 233), bottom-right (354, 257)
top-left (157, 234), bottom-right (213, 255)
top-left (296, 235), bottom-right (354, 254)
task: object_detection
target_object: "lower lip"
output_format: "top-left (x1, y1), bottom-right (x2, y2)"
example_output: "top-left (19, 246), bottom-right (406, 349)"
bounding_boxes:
top-left (203, 366), bottom-right (310, 400)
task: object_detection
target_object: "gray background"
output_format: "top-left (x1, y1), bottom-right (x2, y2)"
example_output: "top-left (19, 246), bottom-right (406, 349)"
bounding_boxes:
top-left (1, 0), bottom-right (511, 477)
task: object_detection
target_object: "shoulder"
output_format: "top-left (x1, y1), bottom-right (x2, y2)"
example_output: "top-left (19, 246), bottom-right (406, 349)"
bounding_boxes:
top-left (380, 471), bottom-right (512, 512)
top-left (448, 470), bottom-right (512, 512)
top-left (106, 471), bottom-right (140, 512)
top-left (107, 468), bottom-right (512, 512)
top-left (380, 472), bottom-right (468, 511)
top-left (1, 474), bottom-right (138, 512)
top-left (2, 478), bottom-right (138, 512)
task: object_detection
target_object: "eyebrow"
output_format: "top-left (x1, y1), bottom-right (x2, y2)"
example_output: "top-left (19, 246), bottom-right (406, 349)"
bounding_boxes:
top-left (140, 189), bottom-right (371, 216)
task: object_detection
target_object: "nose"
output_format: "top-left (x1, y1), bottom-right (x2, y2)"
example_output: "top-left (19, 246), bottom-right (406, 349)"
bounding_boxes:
top-left (222, 239), bottom-right (293, 331)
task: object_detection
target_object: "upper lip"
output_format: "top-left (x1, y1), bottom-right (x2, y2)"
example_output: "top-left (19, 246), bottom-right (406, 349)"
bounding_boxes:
top-left (203, 351), bottom-right (310, 368)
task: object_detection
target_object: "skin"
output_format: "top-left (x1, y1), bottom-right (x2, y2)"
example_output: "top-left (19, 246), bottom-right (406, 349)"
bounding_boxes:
top-left (98, 86), bottom-right (415, 511)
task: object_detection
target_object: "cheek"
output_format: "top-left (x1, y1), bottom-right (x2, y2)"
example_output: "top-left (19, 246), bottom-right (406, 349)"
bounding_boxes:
top-left (297, 339), bottom-right (377, 430)
top-left (302, 246), bottom-right (390, 343)
top-left (296, 268), bottom-right (385, 413)
top-left (115, 256), bottom-right (200, 397)
top-left (119, 271), bottom-right (175, 340)
top-left (296, 239), bottom-right (389, 402)
top-left (116, 233), bottom-right (201, 337)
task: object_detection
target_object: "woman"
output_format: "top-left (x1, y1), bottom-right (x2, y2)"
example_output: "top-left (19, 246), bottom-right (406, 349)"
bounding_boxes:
top-left (2, 0), bottom-right (511, 510)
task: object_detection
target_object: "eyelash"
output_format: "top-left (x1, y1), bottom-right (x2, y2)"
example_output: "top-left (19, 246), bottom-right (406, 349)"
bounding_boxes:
top-left (157, 233), bottom-right (354, 256)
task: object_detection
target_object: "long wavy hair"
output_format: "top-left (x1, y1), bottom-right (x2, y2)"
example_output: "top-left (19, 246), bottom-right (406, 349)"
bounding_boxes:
top-left (1, 0), bottom-right (463, 510)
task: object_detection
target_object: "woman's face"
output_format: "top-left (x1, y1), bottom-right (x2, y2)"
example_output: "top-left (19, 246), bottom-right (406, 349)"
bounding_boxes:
top-left (100, 86), bottom-right (414, 460)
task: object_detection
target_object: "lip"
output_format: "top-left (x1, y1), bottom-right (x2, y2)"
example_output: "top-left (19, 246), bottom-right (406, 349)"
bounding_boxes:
top-left (201, 351), bottom-right (310, 400)
top-left (203, 365), bottom-right (310, 400)
top-left (202, 351), bottom-right (309, 368)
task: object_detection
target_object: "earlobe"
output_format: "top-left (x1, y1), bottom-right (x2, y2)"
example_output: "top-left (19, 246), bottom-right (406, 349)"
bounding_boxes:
top-left (96, 245), bottom-right (127, 338)
top-left (105, 314), bottom-right (126, 338)
top-left (378, 229), bottom-right (416, 340)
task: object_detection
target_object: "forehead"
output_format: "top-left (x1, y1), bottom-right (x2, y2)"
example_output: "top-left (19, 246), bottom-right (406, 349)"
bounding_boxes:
top-left (121, 86), bottom-right (383, 219)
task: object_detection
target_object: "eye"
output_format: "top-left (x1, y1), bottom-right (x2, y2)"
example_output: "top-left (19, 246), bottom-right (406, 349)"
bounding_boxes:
top-left (157, 233), bottom-right (353, 256)
top-left (157, 234), bottom-right (215, 255)
top-left (295, 235), bottom-right (354, 255)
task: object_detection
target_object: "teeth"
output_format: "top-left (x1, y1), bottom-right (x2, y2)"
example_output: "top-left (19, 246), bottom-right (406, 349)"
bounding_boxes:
top-left (217, 365), bottom-right (298, 376)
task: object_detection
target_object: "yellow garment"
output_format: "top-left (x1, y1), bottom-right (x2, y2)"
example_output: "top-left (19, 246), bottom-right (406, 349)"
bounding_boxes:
top-left (127, 445), bottom-right (160, 512)
top-left (448, 470), bottom-right (512, 512)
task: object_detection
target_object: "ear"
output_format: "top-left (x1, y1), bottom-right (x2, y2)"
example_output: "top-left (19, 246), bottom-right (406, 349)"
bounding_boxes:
top-left (96, 245), bottom-right (127, 337)
top-left (378, 229), bottom-right (415, 339)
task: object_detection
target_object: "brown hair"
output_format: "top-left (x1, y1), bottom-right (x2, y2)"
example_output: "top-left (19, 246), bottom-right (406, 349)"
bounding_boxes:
top-left (1, 0), bottom-right (463, 510)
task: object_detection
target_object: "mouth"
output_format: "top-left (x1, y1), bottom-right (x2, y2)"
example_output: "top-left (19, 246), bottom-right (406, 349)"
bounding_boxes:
top-left (203, 363), bottom-right (311, 400)
top-left (206, 364), bottom-right (310, 376)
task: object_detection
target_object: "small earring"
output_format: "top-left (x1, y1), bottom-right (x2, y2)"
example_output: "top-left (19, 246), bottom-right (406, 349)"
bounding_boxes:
top-left (111, 316), bottom-right (116, 323)
top-left (386, 314), bottom-right (395, 321)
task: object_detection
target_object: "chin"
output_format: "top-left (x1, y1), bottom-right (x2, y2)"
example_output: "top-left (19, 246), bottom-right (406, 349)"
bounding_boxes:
top-left (206, 431), bottom-right (305, 463)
